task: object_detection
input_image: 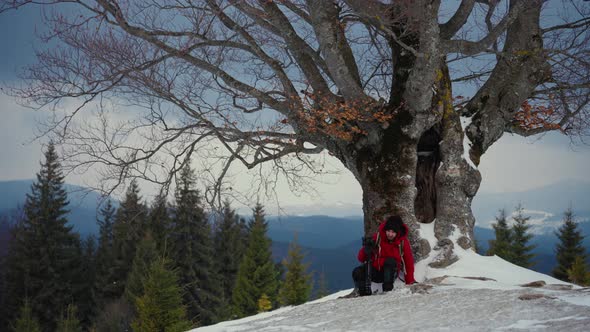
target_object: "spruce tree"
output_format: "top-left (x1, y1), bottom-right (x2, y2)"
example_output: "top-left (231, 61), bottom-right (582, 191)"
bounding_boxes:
top-left (94, 200), bottom-right (118, 304)
top-left (314, 268), bottom-right (330, 299)
top-left (125, 232), bottom-right (159, 304)
top-left (567, 256), bottom-right (590, 286)
top-left (148, 193), bottom-right (171, 256)
top-left (214, 199), bottom-right (247, 320)
top-left (55, 304), bottom-right (82, 332)
top-left (553, 207), bottom-right (586, 281)
top-left (11, 300), bottom-right (41, 332)
top-left (487, 208), bottom-right (513, 261)
top-left (232, 204), bottom-right (279, 318)
top-left (77, 236), bottom-right (97, 329)
top-left (278, 237), bottom-right (312, 306)
top-left (0, 258), bottom-right (5, 330)
top-left (92, 298), bottom-right (133, 332)
top-left (3, 218), bottom-right (24, 332)
top-left (4, 142), bottom-right (82, 330)
top-left (131, 258), bottom-right (193, 332)
top-left (510, 204), bottom-right (536, 268)
top-left (111, 180), bottom-right (148, 298)
top-left (170, 164), bottom-right (221, 325)
top-left (257, 294), bottom-right (272, 313)
top-left (0, 216), bottom-right (10, 331)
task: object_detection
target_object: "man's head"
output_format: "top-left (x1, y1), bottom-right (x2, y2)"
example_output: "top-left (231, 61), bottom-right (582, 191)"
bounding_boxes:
top-left (383, 215), bottom-right (403, 240)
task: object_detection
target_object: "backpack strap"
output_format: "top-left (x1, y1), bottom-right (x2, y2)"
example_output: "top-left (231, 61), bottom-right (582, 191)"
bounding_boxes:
top-left (375, 231), bottom-right (382, 269)
top-left (399, 239), bottom-right (407, 281)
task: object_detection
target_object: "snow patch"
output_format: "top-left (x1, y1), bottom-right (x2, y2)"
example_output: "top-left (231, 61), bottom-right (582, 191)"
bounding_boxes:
top-left (460, 116), bottom-right (477, 170)
top-left (414, 222), bottom-right (438, 282)
top-left (424, 248), bottom-right (569, 290)
top-left (556, 294), bottom-right (590, 307)
top-left (498, 316), bottom-right (588, 330)
top-left (417, 221), bottom-right (436, 249)
top-left (448, 224), bottom-right (462, 243)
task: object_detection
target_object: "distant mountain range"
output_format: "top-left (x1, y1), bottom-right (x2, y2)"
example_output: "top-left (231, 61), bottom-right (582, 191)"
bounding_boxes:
top-left (1, 179), bottom-right (589, 291)
top-left (472, 179), bottom-right (590, 234)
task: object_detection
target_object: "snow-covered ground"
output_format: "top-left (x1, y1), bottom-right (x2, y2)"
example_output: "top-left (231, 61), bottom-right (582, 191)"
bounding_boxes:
top-left (191, 224), bottom-right (590, 332)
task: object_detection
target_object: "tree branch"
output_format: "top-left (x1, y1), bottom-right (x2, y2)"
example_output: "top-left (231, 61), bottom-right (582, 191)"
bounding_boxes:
top-left (443, 0), bottom-right (527, 55)
top-left (94, 0), bottom-right (291, 114)
top-left (307, 0), bottom-right (366, 100)
top-left (439, 0), bottom-right (476, 40)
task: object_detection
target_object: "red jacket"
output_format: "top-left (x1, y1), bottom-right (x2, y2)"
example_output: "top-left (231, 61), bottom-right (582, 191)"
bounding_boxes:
top-left (357, 221), bottom-right (416, 284)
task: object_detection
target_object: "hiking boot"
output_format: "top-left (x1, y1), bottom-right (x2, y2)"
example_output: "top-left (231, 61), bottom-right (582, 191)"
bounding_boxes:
top-left (339, 288), bottom-right (360, 299)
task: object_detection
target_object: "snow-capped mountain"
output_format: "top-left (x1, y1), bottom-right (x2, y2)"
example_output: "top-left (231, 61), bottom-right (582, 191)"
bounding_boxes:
top-left (190, 224), bottom-right (590, 332)
top-left (472, 179), bottom-right (590, 235)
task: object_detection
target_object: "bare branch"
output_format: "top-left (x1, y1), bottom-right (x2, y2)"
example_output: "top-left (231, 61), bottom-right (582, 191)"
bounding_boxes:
top-left (342, 0), bottom-right (421, 57)
top-left (256, 0), bottom-right (334, 95)
top-left (439, 0), bottom-right (476, 39)
top-left (93, 0), bottom-right (291, 114)
top-left (443, 1), bottom-right (527, 55)
top-left (542, 16), bottom-right (590, 33)
top-left (307, 0), bottom-right (366, 100)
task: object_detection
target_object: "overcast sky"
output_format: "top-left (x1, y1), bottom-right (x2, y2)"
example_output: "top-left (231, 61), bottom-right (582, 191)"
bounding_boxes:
top-left (1, 5), bottom-right (589, 208)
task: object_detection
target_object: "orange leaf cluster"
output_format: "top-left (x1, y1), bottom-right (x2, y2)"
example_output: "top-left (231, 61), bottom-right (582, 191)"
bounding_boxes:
top-left (514, 100), bottom-right (561, 131)
top-left (286, 92), bottom-right (395, 141)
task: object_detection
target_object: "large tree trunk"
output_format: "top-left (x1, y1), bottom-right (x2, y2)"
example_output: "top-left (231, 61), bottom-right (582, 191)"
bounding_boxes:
top-left (343, 64), bottom-right (482, 267)
top-left (430, 66), bottom-right (482, 267)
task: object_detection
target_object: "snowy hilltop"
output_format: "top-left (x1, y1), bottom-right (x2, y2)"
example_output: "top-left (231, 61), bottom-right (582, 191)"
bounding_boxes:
top-left (190, 225), bottom-right (590, 332)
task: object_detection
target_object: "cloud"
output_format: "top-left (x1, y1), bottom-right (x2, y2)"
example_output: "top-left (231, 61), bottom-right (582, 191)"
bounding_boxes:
top-left (479, 209), bottom-right (570, 235)
top-left (478, 133), bottom-right (590, 194)
top-left (0, 94), bottom-right (43, 180)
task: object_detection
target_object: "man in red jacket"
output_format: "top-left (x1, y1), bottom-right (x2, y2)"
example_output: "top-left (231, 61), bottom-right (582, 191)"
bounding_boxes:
top-left (352, 215), bottom-right (416, 295)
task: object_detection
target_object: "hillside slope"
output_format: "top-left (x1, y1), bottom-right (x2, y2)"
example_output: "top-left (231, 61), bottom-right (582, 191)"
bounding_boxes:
top-left (192, 242), bottom-right (590, 331)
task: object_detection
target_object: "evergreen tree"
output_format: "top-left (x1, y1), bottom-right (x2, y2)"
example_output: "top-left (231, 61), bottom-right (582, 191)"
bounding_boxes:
top-left (3, 210), bottom-right (28, 322)
top-left (214, 199), bottom-right (247, 320)
top-left (77, 236), bottom-right (97, 329)
top-left (0, 215), bottom-right (11, 331)
top-left (125, 232), bottom-right (159, 304)
top-left (473, 237), bottom-right (482, 255)
top-left (0, 257), bottom-right (5, 330)
top-left (232, 204), bottom-right (279, 318)
top-left (314, 268), bottom-right (330, 299)
top-left (11, 300), bottom-right (41, 332)
top-left (278, 237), bottom-right (312, 306)
top-left (92, 298), bottom-right (133, 332)
top-left (131, 258), bottom-right (193, 332)
top-left (170, 164), bottom-right (221, 325)
top-left (510, 204), bottom-right (536, 268)
top-left (111, 180), bottom-right (148, 298)
top-left (94, 199), bottom-right (118, 304)
top-left (56, 304), bottom-right (82, 332)
top-left (553, 207), bottom-right (587, 281)
top-left (567, 256), bottom-right (590, 286)
top-left (4, 142), bottom-right (82, 330)
top-left (148, 193), bottom-right (171, 256)
top-left (257, 294), bottom-right (272, 313)
top-left (487, 208), bottom-right (513, 261)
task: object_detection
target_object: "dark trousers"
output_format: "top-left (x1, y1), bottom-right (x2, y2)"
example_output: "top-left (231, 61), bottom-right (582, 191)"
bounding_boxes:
top-left (352, 258), bottom-right (398, 293)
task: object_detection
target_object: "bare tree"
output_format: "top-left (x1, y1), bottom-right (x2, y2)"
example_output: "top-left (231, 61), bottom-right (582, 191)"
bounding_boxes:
top-left (1, 0), bottom-right (589, 266)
